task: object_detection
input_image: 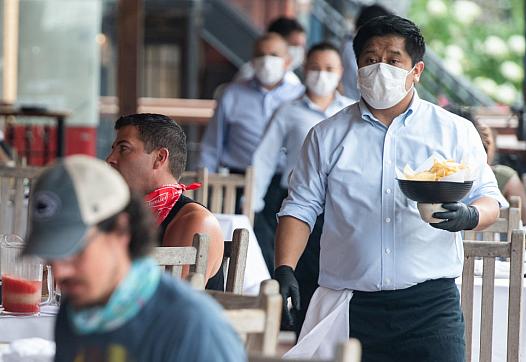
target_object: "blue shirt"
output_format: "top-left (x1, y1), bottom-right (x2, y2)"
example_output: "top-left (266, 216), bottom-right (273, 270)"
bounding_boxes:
top-left (199, 79), bottom-right (305, 171)
top-left (55, 275), bottom-right (245, 362)
top-left (253, 92), bottom-right (355, 212)
top-left (278, 93), bottom-right (507, 292)
top-left (341, 37), bottom-right (360, 100)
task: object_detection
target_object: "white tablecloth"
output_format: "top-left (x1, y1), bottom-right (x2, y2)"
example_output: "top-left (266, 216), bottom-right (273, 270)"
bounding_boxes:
top-left (214, 213), bottom-right (270, 295)
top-left (0, 306), bottom-right (57, 343)
top-left (456, 273), bottom-right (526, 361)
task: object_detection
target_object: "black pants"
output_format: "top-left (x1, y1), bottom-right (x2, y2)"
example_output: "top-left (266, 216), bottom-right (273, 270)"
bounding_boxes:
top-left (253, 174), bottom-right (288, 275)
top-left (349, 278), bottom-right (465, 362)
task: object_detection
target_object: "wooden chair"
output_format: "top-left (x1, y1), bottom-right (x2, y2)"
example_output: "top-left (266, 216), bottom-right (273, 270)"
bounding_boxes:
top-left (151, 233), bottom-right (210, 289)
top-left (208, 279), bottom-right (282, 355)
top-left (222, 228), bottom-right (249, 294)
top-left (179, 167), bottom-right (208, 205)
top-left (0, 165), bottom-right (42, 236)
top-left (206, 166), bottom-right (255, 225)
top-left (461, 229), bottom-right (525, 362)
top-left (463, 196), bottom-right (521, 242)
top-left (248, 339), bottom-right (362, 362)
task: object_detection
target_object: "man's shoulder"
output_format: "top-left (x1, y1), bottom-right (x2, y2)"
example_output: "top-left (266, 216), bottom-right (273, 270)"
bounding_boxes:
top-left (312, 102), bottom-right (359, 134)
top-left (154, 275), bottom-right (225, 323)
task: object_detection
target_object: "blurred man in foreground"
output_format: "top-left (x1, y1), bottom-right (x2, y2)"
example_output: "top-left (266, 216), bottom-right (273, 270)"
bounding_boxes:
top-left (23, 155), bottom-right (245, 361)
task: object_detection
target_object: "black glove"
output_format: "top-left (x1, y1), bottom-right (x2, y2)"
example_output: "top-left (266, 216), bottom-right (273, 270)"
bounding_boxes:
top-left (431, 202), bottom-right (479, 232)
top-left (274, 265), bottom-right (300, 328)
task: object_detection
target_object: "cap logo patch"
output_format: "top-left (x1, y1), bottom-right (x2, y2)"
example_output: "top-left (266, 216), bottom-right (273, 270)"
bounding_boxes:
top-left (33, 191), bottom-right (61, 219)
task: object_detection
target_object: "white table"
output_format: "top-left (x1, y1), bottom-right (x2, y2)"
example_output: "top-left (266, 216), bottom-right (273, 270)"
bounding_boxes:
top-left (456, 270), bottom-right (526, 361)
top-left (0, 306), bottom-right (57, 343)
top-left (214, 213), bottom-right (270, 295)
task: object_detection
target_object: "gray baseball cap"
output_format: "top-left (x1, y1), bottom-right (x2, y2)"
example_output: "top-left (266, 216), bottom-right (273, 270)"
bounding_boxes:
top-left (23, 155), bottom-right (130, 260)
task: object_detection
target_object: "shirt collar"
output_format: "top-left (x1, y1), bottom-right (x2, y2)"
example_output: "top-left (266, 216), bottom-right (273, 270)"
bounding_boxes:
top-left (359, 89), bottom-right (421, 127)
top-left (249, 77), bottom-right (286, 93)
top-left (302, 91), bottom-right (346, 115)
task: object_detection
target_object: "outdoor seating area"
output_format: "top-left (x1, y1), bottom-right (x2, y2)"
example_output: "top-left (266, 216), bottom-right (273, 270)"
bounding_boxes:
top-left (1, 1), bottom-right (526, 362)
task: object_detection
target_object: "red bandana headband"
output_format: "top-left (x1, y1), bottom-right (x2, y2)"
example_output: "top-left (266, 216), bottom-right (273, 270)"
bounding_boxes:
top-left (144, 183), bottom-right (201, 224)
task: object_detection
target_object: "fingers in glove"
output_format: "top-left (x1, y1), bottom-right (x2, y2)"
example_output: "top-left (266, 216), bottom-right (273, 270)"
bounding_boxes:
top-left (441, 202), bottom-right (461, 211)
top-left (430, 219), bottom-right (455, 230)
top-left (290, 286), bottom-right (301, 311)
top-left (432, 210), bottom-right (457, 220)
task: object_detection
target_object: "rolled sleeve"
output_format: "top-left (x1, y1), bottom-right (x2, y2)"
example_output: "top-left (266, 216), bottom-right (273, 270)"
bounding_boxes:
top-left (277, 128), bottom-right (326, 231)
top-left (462, 123), bottom-right (508, 208)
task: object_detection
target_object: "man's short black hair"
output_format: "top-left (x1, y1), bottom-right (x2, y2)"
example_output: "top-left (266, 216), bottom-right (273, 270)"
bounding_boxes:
top-left (306, 42), bottom-right (342, 62)
top-left (267, 17), bottom-right (305, 38)
top-left (355, 4), bottom-right (392, 29)
top-left (97, 193), bottom-right (157, 260)
top-left (115, 113), bottom-right (187, 179)
top-left (353, 15), bottom-right (426, 66)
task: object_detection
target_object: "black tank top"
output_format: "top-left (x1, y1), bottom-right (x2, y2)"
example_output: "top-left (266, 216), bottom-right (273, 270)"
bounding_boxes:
top-left (159, 195), bottom-right (224, 291)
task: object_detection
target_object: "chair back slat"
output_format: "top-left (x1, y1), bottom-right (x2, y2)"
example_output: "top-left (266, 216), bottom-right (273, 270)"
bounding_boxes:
top-left (224, 186), bottom-right (236, 214)
top-left (479, 257), bottom-right (496, 362)
top-left (210, 183), bottom-right (223, 213)
top-left (224, 228), bottom-right (249, 294)
top-left (461, 255), bottom-right (475, 362)
top-left (507, 232), bottom-right (524, 361)
top-left (461, 231), bottom-right (525, 362)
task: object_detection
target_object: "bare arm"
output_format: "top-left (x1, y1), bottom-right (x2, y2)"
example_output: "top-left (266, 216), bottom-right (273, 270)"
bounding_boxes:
top-left (471, 196), bottom-right (500, 231)
top-left (502, 174), bottom-right (526, 224)
top-left (275, 215), bottom-right (311, 269)
top-left (163, 204), bottom-right (224, 281)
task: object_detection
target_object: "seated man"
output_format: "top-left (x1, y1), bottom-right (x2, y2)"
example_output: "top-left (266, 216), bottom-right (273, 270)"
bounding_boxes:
top-left (22, 155), bottom-right (245, 361)
top-left (106, 113), bottom-right (224, 290)
top-left (200, 32), bottom-right (305, 173)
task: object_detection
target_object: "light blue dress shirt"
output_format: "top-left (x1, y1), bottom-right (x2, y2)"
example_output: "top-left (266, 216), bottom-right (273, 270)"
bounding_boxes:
top-left (252, 92), bottom-right (356, 212)
top-left (199, 79), bottom-right (305, 172)
top-left (278, 93), bottom-right (507, 292)
top-left (341, 37), bottom-right (360, 100)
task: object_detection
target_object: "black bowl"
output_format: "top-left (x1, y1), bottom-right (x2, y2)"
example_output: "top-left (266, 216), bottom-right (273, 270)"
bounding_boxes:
top-left (397, 179), bottom-right (474, 203)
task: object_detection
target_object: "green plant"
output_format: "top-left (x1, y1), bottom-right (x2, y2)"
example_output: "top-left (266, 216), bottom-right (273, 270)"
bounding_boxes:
top-left (409, 0), bottom-right (524, 105)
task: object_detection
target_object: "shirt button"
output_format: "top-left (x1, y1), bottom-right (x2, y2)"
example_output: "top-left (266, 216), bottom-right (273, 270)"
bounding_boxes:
top-left (386, 188), bottom-right (391, 194)
top-left (385, 217), bottom-right (391, 223)
top-left (385, 278), bottom-right (391, 284)
top-left (387, 160), bottom-right (392, 165)
top-left (376, 284), bottom-right (381, 289)
top-left (385, 248), bottom-right (391, 254)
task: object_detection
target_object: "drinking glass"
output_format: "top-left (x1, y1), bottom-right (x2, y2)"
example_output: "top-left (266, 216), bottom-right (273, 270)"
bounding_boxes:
top-left (0, 234), bottom-right (43, 315)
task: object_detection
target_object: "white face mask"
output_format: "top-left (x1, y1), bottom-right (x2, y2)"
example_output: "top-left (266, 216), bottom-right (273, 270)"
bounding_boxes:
top-left (288, 46), bottom-right (305, 70)
top-left (358, 63), bottom-right (416, 109)
top-left (253, 55), bottom-right (286, 86)
top-left (305, 70), bottom-right (341, 97)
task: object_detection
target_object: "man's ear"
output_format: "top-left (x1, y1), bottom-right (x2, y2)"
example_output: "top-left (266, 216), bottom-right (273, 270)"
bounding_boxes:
top-left (413, 61), bottom-right (425, 83)
top-left (153, 148), bottom-right (169, 170)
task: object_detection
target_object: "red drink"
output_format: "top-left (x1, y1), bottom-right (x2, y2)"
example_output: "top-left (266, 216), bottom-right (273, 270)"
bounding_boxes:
top-left (2, 274), bottom-right (42, 314)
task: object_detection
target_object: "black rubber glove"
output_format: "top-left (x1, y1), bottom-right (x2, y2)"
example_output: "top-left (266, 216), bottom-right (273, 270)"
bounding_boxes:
top-left (274, 265), bottom-right (300, 328)
top-left (431, 202), bottom-right (479, 232)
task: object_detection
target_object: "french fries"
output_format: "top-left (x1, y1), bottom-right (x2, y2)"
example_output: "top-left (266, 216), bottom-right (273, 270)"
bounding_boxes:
top-left (405, 159), bottom-right (464, 181)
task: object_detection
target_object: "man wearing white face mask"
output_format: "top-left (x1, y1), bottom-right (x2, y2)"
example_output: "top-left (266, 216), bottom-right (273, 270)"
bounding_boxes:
top-left (274, 16), bottom-right (505, 362)
top-left (252, 42), bottom-right (355, 281)
top-left (200, 33), bottom-right (304, 173)
top-left (234, 17), bottom-right (306, 84)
